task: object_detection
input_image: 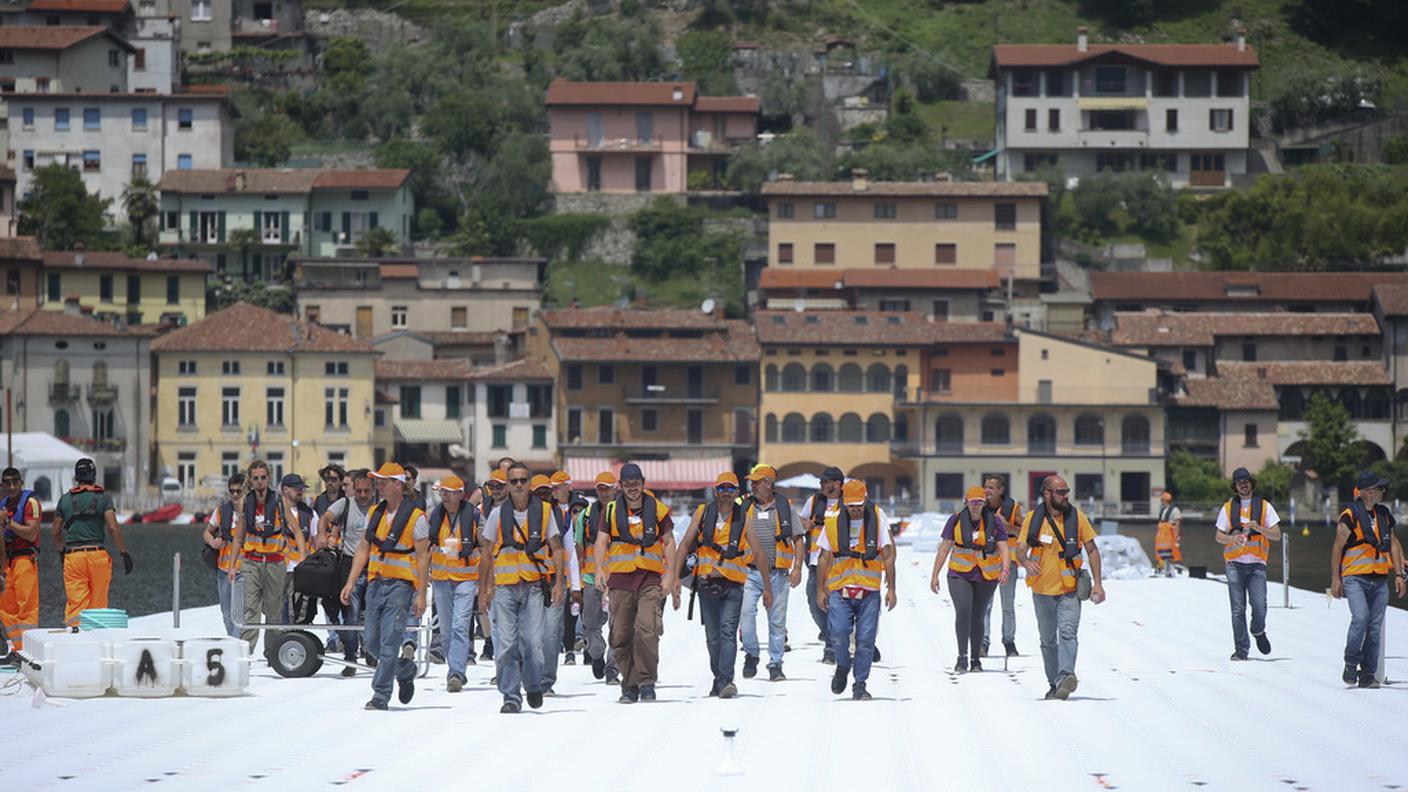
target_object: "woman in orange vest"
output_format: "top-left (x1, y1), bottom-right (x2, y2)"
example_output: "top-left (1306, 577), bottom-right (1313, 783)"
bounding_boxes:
top-left (1330, 471), bottom-right (1406, 688)
top-left (1214, 468), bottom-right (1281, 661)
top-left (0, 466), bottom-right (44, 655)
top-left (1154, 491), bottom-right (1182, 577)
top-left (930, 486), bottom-right (1011, 673)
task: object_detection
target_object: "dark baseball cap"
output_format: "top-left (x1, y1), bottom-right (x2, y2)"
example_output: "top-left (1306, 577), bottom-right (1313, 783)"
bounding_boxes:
top-left (75, 458), bottom-right (97, 483)
top-left (1356, 470), bottom-right (1389, 491)
top-left (821, 466), bottom-right (844, 482)
top-left (280, 473), bottom-right (308, 490)
top-left (1, 467), bottom-right (21, 482)
top-left (618, 463), bottom-right (644, 482)
top-left (1231, 467), bottom-right (1252, 482)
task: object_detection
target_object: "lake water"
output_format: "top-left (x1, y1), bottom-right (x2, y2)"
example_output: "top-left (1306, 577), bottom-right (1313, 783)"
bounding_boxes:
top-left (20, 518), bottom-right (1403, 630)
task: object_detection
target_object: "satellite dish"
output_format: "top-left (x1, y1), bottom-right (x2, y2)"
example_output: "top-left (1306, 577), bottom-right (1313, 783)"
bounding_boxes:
top-left (700, 298), bottom-right (716, 315)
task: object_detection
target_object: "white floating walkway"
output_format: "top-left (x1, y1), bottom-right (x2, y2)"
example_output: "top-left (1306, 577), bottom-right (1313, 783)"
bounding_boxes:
top-left (4, 548), bottom-right (1407, 791)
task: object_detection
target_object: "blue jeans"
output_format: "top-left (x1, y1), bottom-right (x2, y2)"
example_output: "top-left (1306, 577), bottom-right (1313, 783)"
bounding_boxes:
top-left (983, 571), bottom-right (1018, 646)
top-left (492, 582), bottom-right (546, 706)
top-left (806, 565), bottom-right (829, 643)
top-left (1225, 562), bottom-right (1267, 654)
top-left (363, 579), bottom-right (416, 707)
top-left (432, 579), bottom-right (478, 681)
top-left (741, 568), bottom-right (790, 666)
top-left (541, 595), bottom-right (566, 688)
top-left (699, 580), bottom-right (744, 688)
top-left (216, 570), bottom-right (240, 638)
top-left (1032, 592), bottom-right (1081, 687)
top-left (338, 576), bottom-right (366, 662)
top-left (827, 589), bottom-right (880, 689)
top-left (1343, 575), bottom-right (1389, 677)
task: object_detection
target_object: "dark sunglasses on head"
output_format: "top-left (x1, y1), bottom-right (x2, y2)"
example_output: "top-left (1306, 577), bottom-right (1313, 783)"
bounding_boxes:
top-left (508, 477), bottom-right (530, 485)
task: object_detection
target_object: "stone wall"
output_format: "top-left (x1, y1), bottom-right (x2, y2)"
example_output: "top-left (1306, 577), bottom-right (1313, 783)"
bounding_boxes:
top-left (304, 8), bottom-right (428, 49)
top-left (550, 193), bottom-right (678, 265)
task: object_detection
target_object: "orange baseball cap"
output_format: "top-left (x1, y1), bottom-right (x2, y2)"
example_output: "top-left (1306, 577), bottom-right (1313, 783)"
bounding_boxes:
top-left (437, 476), bottom-right (466, 492)
top-left (715, 471), bottom-right (740, 488)
top-left (550, 471), bottom-right (571, 485)
top-left (488, 469), bottom-right (507, 484)
top-left (748, 464), bottom-right (777, 482)
top-left (965, 486), bottom-right (986, 502)
top-left (1160, 491), bottom-right (1173, 503)
top-left (530, 474), bottom-right (552, 491)
top-left (594, 471), bottom-right (617, 486)
top-left (842, 479), bottom-right (868, 505)
top-left (369, 462), bottom-right (407, 481)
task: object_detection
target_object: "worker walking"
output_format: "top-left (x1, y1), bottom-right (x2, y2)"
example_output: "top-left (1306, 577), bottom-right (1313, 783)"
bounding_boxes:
top-left (739, 464), bottom-right (804, 682)
top-left (52, 458), bottom-right (132, 627)
top-left (1330, 471), bottom-right (1406, 688)
top-left (532, 474), bottom-right (581, 696)
top-left (427, 476), bottom-right (480, 693)
top-left (816, 480), bottom-right (897, 701)
top-left (1215, 468), bottom-right (1281, 660)
top-left (930, 486), bottom-right (1011, 673)
top-left (578, 471), bottom-right (619, 684)
top-left (980, 475), bottom-right (1023, 657)
top-left (798, 466), bottom-right (843, 664)
top-left (1154, 491), bottom-right (1182, 577)
top-left (0, 467), bottom-right (43, 653)
top-left (202, 473), bottom-right (246, 638)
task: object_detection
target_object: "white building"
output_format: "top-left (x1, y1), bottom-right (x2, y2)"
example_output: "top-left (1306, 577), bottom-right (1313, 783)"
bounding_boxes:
top-left (374, 358), bottom-right (475, 472)
top-left (128, 15), bottom-right (180, 94)
top-left (469, 359), bottom-right (555, 480)
top-left (0, 26), bottom-right (133, 94)
top-left (8, 90), bottom-right (232, 210)
top-left (991, 27), bottom-right (1259, 188)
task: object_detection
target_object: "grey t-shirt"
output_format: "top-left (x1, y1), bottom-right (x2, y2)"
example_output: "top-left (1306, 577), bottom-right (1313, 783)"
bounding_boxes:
top-left (748, 498), bottom-right (803, 570)
top-left (326, 496), bottom-right (373, 556)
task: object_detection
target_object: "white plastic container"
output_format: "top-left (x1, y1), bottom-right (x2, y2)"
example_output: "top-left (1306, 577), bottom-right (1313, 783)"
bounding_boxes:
top-left (22, 629), bottom-right (112, 698)
top-left (180, 637), bottom-right (250, 697)
top-left (111, 637), bottom-right (180, 697)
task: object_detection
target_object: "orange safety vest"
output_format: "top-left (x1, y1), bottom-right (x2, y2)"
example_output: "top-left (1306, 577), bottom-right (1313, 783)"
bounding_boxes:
top-left (581, 500), bottom-right (607, 578)
top-left (950, 507), bottom-right (1002, 581)
top-left (744, 496), bottom-right (796, 571)
top-left (429, 503), bottom-right (480, 583)
top-left (692, 500), bottom-right (749, 584)
top-left (606, 495), bottom-right (668, 575)
top-left (1340, 502), bottom-right (1394, 577)
top-left (212, 500), bottom-right (240, 571)
top-left (1025, 501), bottom-right (1086, 593)
top-left (241, 490), bottom-right (284, 557)
top-left (366, 499), bottom-right (423, 584)
top-left (282, 502), bottom-right (314, 566)
top-left (993, 497), bottom-right (1021, 543)
top-left (493, 498), bottom-right (556, 586)
top-left (824, 503), bottom-right (884, 592)
top-left (1154, 504), bottom-right (1182, 562)
top-left (1222, 496), bottom-right (1270, 564)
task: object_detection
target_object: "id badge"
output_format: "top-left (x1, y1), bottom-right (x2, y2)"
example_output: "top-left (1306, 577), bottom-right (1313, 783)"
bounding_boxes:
top-left (757, 510), bottom-right (771, 521)
top-left (1039, 533), bottom-right (1054, 545)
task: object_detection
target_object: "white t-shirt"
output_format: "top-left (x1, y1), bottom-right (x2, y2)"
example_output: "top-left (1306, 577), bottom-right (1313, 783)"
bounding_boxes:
top-left (798, 495), bottom-right (840, 565)
top-left (814, 505), bottom-right (893, 553)
top-left (1215, 498), bottom-right (1280, 566)
top-left (482, 504), bottom-right (579, 589)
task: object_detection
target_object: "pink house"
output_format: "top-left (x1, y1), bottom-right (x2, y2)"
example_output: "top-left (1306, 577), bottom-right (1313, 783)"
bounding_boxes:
top-left (546, 80), bottom-right (760, 194)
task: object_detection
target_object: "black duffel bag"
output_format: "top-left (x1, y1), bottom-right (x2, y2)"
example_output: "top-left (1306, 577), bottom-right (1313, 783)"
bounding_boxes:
top-left (293, 548), bottom-right (342, 599)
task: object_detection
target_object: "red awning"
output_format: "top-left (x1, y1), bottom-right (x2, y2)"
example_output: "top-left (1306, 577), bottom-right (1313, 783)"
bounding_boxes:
top-left (564, 457), bottom-right (732, 491)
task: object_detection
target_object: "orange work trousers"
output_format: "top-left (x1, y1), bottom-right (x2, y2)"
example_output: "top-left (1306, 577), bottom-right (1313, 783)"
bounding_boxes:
top-left (63, 549), bottom-right (113, 627)
top-left (0, 554), bottom-right (39, 649)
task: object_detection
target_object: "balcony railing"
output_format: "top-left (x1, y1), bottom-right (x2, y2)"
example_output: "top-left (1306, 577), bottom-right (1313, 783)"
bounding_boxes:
top-left (60, 437), bottom-right (127, 453)
top-left (625, 384), bottom-right (721, 403)
top-left (574, 134), bottom-right (664, 151)
top-left (88, 383), bottom-right (119, 404)
top-left (1121, 441), bottom-right (1152, 455)
top-left (49, 383), bottom-right (80, 403)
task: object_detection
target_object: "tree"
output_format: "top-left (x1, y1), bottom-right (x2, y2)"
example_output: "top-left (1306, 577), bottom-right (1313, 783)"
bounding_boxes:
top-left (235, 113), bottom-right (301, 166)
top-left (1167, 449), bottom-right (1228, 503)
top-left (17, 164), bottom-right (110, 250)
top-left (1254, 460), bottom-right (1294, 505)
top-left (1384, 135), bottom-right (1408, 165)
top-left (354, 227), bottom-right (399, 258)
top-left (726, 129), bottom-right (830, 193)
top-left (226, 228), bottom-right (260, 279)
top-left (900, 55), bottom-right (963, 102)
top-left (1299, 392), bottom-right (1361, 498)
top-left (212, 279), bottom-right (295, 313)
top-left (885, 88), bottom-right (928, 145)
top-left (677, 31), bottom-right (738, 95)
top-left (422, 90), bottom-right (502, 161)
top-left (122, 176), bottom-right (159, 251)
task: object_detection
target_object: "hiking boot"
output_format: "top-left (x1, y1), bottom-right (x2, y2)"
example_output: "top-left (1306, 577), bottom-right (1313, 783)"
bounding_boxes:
top-left (639, 685), bottom-right (656, 702)
top-left (500, 700), bottom-right (520, 714)
top-left (872, 646), bottom-right (882, 662)
top-left (574, 637), bottom-right (587, 652)
top-left (821, 646), bottom-right (836, 665)
top-left (1044, 686), bottom-right (1059, 700)
top-left (340, 666), bottom-right (357, 678)
top-left (980, 640), bottom-right (990, 658)
top-left (719, 682), bottom-right (737, 699)
top-left (480, 639), bottom-right (494, 661)
top-left (592, 656), bottom-right (606, 679)
top-left (1359, 676), bottom-right (1381, 689)
top-left (465, 653), bottom-right (477, 666)
top-left (364, 699), bottom-right (388, 711)
top-left (526, 691), bottom-right (544, 709)
top-left (954, 657), bottom-right (968, 674)
top-left (1254, 632), bottom-right (1271, 655)
top-left (742, 655), bottom-right (759, 679)
top-left (852, 683), bottom-right (871, 701)
top-left (397, 676), bottom-right (415, 704)
top-left (1343, 664), bottom-right (1359, 685)
top-left (768, 664), bottom-right (785, 682)
top-left (1004, 640), bottom-right (1018, 657)
top-left (619, 686), bottom-right (640, 704)
top-left (1054, 673), bottom-right (1078, 700)
top-left (831, 666), bottom-right (849, 695)
top-left (1230, 650), bottom-right (1249, 661)
top-left (605, 670), bottom-right (620, 686)
top-left (970, 659), bottom-right (984, 673)
top-left (563, 652), bottom-right (576, 666)
top-left (447, 675), bottom-right (464, 693)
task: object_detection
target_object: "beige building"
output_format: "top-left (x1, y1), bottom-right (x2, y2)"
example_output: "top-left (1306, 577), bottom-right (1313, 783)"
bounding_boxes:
top-left (758, 267), bottom-right (1003, 322)
top-left (761, 174), bottom-right (1047, 287)
top-left (150, 301), bottom-right (378, 496)
top-left (1, 237), bottom-right (43, 310)
top-left (1090, 271), bottom-right (1408, 326)
top-left (41, 251), bottom-right (211, 327)
top-left (373, 358), bottom-right (475, 472)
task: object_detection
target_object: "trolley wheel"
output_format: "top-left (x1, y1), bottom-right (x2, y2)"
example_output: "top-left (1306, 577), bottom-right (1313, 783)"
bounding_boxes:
top-left (269, 630), bottom-right (324, 678)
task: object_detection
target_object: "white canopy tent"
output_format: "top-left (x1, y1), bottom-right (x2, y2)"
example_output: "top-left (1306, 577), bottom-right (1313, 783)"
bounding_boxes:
top-left (4, 432), bottom-right (86, 508)
top-left (776, 472), bottom-right (821, 490)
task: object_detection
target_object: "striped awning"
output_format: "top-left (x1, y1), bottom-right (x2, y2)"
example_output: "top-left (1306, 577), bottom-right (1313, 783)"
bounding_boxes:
top-left (564, 456), bottom-right (732, 491)
top-left (393, 419), bottom-right (464, 445)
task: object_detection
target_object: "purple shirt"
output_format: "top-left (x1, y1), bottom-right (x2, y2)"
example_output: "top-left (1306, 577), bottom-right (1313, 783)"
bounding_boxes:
top-left (942, 511), bottom-right (1010, 581)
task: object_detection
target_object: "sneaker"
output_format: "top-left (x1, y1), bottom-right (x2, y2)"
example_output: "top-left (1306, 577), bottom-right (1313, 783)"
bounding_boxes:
top-left (563, 652), bottom-right (576, 666)
top-left (1254, 632), bottom-right (1271, 655)
top-left (768, 664), bottom-right (785, 682)
top-left (592, 656), bottom-right (606, 679)
top-left (1230, 650), bottom-right (1249, 661)
top-left (831, 666), bottom-right (849, 695)
top-left (1343, 664), bottom-right (1359, 685)
top-left (340, 665), bottom-right (357, 678)
top-left (821, 647), bottom-right (836, 665)
top-left (619, 686), bottom-right (640, 704)
top-left (500, 700), bottom-right (520, 714)
top-left (465, 653), bottom-right (477, 667)
top-left (872, 646), bottom-right (882, 662)
top-left (605, 670), bottom-right (620, 686)
top-left (447, 675), bottom-right (464, 693)
top-left (784, 641), bottom-right (792, 653)
top-left (363, 652), bottom-right (379, 668)
top-left (429, 648), bottom-right (446, 664)
top-left (397, 676), bottom-right (415, 704)
top-left (1054, 673), bottom-right (1078, 700)
top-left (543, 686), bottom-right (557, 697)
top-left (1044, 686), bottom-right (1059, 700)
top-left (1003, 640), bottom-right (1018, 657)
top-left (639, 685), bottom-right (656, 702)
top-left (1359, 676), bottom-right (1381, 689)
top-left (400, 642), bottom-right (416, 661)
top-left (719, 682), bottom-right (737, 699)
top-left (980, 641), bottom-right (990, 658)
top-left (954, 657), bottom-right (968, 674)
top-left (526, 691), bottom-right (544, 709)
top-left (364, 699), bottom-right (388, 711)
top-left (574, 637), bottom-right (587, 652)
top-left (742, 655), bottom-right (759, 679)
top-left (970, 659), bottom-right (984, 673)
top-left (481, 640), bottom-right (494, 661)
top-left (852, 683), bottom-right (871, 701)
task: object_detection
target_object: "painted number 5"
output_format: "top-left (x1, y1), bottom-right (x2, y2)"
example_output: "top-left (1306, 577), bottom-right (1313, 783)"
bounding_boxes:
top-left (206, 648), bottom-right (226, 687)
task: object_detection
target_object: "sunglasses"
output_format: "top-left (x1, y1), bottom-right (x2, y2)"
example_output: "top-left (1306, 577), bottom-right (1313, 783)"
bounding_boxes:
top-left (228, 489), bottom-right (241, 496)
top-left (1047, 488), bottom-right (1070, 496)
top-left (2, 479), bottom-right (21, 485)
top-left (508, 477), bottom-right (530, 485)
top-left (716, 485), bottom-right (738, 492)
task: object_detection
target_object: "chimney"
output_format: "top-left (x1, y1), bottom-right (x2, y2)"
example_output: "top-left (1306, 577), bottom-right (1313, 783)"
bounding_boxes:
top-left (1235, 25), bottom-right (1246, 52)
top-left (713, 301), bottom-right (725, 320)
top-left (851, 168), bottom-right (868, 192)
top-left (1077, 26), bottom-right (1088, 52)
top-left (777, 173), bottom-right (794, 182)
top-left (933, 171), bottom-right (953, 183)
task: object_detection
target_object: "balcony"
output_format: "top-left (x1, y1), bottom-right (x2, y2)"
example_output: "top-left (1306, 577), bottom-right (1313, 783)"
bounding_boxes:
top-left (688, 130), bottom-right (750, 152)
top-left (1077, 128), bottom-right (1150, 148)
top-left (574, 134), bottom-right (664, 152)
top-left (49, 383), bottom-right (80, 404)
top-left (625, 384), bottom-right (721, 404)
top-left (88, 383), bottom-right (119, 404)
top-left (60, 437), bottom-right (127, 453)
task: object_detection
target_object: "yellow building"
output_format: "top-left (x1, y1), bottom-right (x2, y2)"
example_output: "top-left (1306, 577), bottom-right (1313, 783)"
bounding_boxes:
top-left (42, 251), bottom-right (210, 326)
top-left (150, 301), bottom-right (378, 496)
top-left (761, 173), bottom-right (1047, 287)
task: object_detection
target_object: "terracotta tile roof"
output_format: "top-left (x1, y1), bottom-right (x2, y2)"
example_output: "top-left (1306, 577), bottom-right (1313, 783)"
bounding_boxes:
top-left (375, 359), bottom-right (475, 381)
top-left (1111, 310), bottom-right (1380, 347)
top-left (380, 263), bottom-right (418, 280)
top-left (418, 331), bottom-right (499, 347)
top-left (0, 307), bottom-right (135, 337)
top-left (26, 0), bottom-right (130, 12)
top-left (541, 306), bottom-right (726, 331)
top-left (42, 251), bottom-right (211, 273)
top-left (762, 180), bottom-right (1047, 197)
top-left (1373, 284), bottom-right (1408, 317)
top-left (695, 96), bottom-right (760, 113)
top-left (551, 320), bottom-right (759, 363)
top-left (1091, 271), bottom-right (1408, 304)
top-left (313, 170), bottom-right (410, 190)
top-left (468, 359), bottom-right (552, 382)
top-left (991, 43), bottom-right (1259, 69)
top-left (0, 26), bottom-right (127, 51)
top-left (759, 268), bottom-right (999, 291)
top-left (19, 91), bottom-right (225, 101)
top-left (1218, 361), bottom-right (1391, 386)
top-left (151, 302), bottom-right (375, 354)
top-left (1178, 378), bottom-right (1278, 411)
top-left (0, 237), bottom-right (41, 260)
top-left (157, 168), bottom-right (407, 195)
top-left (181, 83), bottom-right (230, 95)
top-left (546, 80), bottom-right (697, 107)
top-left (756, 310), bottom-right (1010, 346)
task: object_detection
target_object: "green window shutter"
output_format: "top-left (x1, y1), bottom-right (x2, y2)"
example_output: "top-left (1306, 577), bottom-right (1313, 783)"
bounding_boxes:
top-left (369, 211), bottom-right (378, 229)
top-left (188, 211), bottom-right (197, 239)
top-left (281, 210), bottom-right (289, 243)
top-left (217, 211), bottom-right (226, 242)
top-left (341, 212), bottom-right (351, 238)
top-left (252, 210), bottom-right (262, 238)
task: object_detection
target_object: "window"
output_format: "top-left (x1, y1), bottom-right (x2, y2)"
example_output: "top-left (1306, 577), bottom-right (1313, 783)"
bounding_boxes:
top-left (635, 111), bottom-right (653, 144)
top-left (350, 190), bottom-right (369, 201)
top-left (451, 307), bottom-right (467, 329)
top-left (22, 150), bottom-right (34, 171)
top-left (259, 211), bottom-right (281, 243)
top-left (935, 202), bottom-right (957, 219)
top-left (399, 386), bottom-right (421, 419)
top-left (391, 305), bottom-right (407, 329)
top-left (177, 154), bottom-right (193, 170)
top-left (131, 108), bottom-right (147, 130)
top-left (1094, 65), bottom-right (1127, 94)
top-left (83, 151), bottom-right (101, 172)
top-left (525, 384), bottom-right (551, 418)
top-left (266, 387), bottom-right (284, 426)
top-left (482, 384), bottom-right (510, 419)
top-left (178, 387), bottom-right (196, 426)
top-left (221, 360), bottom-right (240, 375)
top-left (597, 364), bottom-right (615, 385)
top-left (83, 108), bottom-right (100, 130)
top-left (221, 387), bottom-right (239, 426)
top-left (1037, 379), bottom-right (1052, 403)
top-left (492, 425), bottom-right (507, 448)
top-left (781, 363), bottom-right (806, 392)
top-left (929, 369), bottom-right (951, 394)
top-left (325, 361), bottom-right (348, 376)
top-left (45, 272), bottom-right (61, 302)
top-left (266, 360), bottom-right (284, 375)
top-left (125, 275), bottom-right (140, 305)
top-left (935, 243), bottom-right (956, 265)
top-left (814, 243), bottom-right (835, 264)
top-left (813, 203), bottom-right (836, 219)
top-left (1045, 69), bottom-right (1067, 96)
top-left (1122, 415), bottom-right (1151, 454)
top-left (221, 452), bottom-right (240, 481)
top-left (1242, 341), bottom-right (1256, 362)
top-left (132, 153), bottom-right (147, 180)
top-left (1153, 70), bottom-right (1178, 97)
top-left (811, 363), bottom-right (834, 392)
top-left (1024, 108), bottom-right (1037, 131)
top-left (994, 203), bottom-right (1016, 231)
top-left (1244, 423), bottom-right (1258, 448)
top-left (585, 157), bottom-right (601, 191)
top-left (1166, 108), bottom-right (1178, 132)
top-left (1334, 343), bottom-right (1348, 362)
top-left (178, 453), bottom-right (196, 490)
top-left (313, 212), bottom-right (332, 232)
top-left (99, 274), bottom-right (114, 302)
top-left (734, 364), bottom-right (751, 385)
top-left (1028, 413), bottom-right (1056, 453)
top-left (134, 48), bottom-right (146, 71)
top-left (445, 386), bottom-right (461, 419)
top-left (1216, 70), bottom-right (1243, 97)
top-left (1048, 108), bottom-right (1060, 131)
top-left (935, 473), bottom-right (965, 500)
top-left (878, 299), bottom-right (910, 312)
top-left (565, 364), bottom-right (582, 390)
top-left (634, 157), bottom-right (651, 192)
top-left (641, 408), bottom-right (658, 432)
top-left (266, 452), bottom-right (284, 483)
top-left (777, 243), bottom-right (793, 264)
top-left (1075, 474), bottom-right (1103, 502)
top-left (874, 202), bottom-right (896, 219)
top-left (1011, 69), bottom-right (1037, 97)
top-left (1089, 110), bottom-right (1136, 131)
top-left (874, 243), bottom-right (895, 265)
top-left (55, 109), bottom-right (70, 131)
top-left (1181, 349), bottom-right (1197, 372)
top-left (980, 413), bottom-right (1009, 445)
top-left (374, 408), bottom-right (385, 428)
top-left (776, 202), bottom-right (794, 219)
top-left (325, 387), bottom-right (349, 427)
top-left (1096, 152), bottom-right (1136, 172)
top-left (0, 50), bottom-right (12, 65)
top-left (191, 0), bottom-right (211, 19)
top-left (597, 408), bottom-right (614, 444)
top-left (1074, 414), bottom-right (1104, 446)
top-left (21, 107), bottom-right (33, 130)
top-left (1210, 109), bottom-right (1234, 132)
top-left (532, 424), bottom-right (547, 448)
top-left (566, 407), bottom-right (582, 442)
top-left (1183, 70), bottom-right (1212, 98)
top-left (178, 108), bottom-right (193, 130)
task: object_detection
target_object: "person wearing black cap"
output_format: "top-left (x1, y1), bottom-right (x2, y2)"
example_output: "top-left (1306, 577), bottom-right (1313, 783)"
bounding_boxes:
top-left (1214, 467), bottom-right (1281, 660)
top-left (1330, 471), bottom-right (1405, 688)
top-left (51, 458), bottom-right (131, 627)
top-left (1, 465), bottom-right (43, 655)
top-left (799, 466), bottom-right (844, 664)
